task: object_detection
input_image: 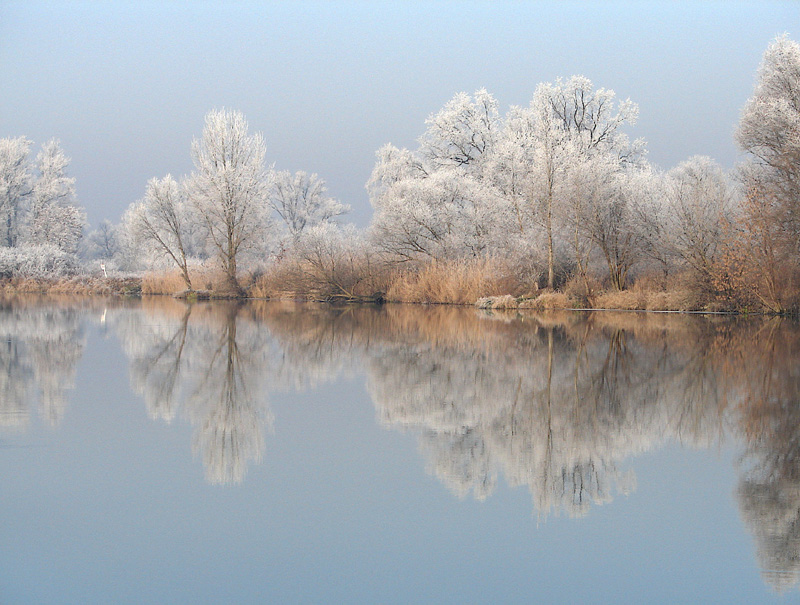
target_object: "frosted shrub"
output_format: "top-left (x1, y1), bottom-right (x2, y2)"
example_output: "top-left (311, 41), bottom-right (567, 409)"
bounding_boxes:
top-left (0, 244), bottom-right (79, 278)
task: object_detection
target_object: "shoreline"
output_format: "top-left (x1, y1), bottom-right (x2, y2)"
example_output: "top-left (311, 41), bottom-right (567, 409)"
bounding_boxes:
top-left (1, 276), bottom-right (797, 317)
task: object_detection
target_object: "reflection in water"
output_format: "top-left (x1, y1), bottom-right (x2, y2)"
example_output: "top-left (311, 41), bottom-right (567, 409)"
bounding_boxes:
top-left (1, 298), bottom-right (799, 592)
top-left (734, 321), bottom-right (800, 592)
top-left (111, 299), bottom-right (274, 484)
top-left (0, 298), bottom-right (86, 426)
top-left (365, 309), bottom-right (733, 516)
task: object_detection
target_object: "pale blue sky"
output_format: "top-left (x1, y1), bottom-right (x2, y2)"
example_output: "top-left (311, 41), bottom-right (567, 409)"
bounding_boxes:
top-left (1, 1), bottom-right (797, 227)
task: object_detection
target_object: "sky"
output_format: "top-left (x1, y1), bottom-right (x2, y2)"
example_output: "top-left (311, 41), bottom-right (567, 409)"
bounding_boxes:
top-left (1, 1), bottom-right (797, 229)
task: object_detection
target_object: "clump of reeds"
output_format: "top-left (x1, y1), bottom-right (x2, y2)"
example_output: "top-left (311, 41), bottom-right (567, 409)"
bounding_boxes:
top-left (141, 267), bottom-right (228, 296)
top-left (475, 294), bottom-right (519, 309)
top-left (517, 292), bottom-right (578, 310)
top-left (386, 258), bottom-right (523, 305)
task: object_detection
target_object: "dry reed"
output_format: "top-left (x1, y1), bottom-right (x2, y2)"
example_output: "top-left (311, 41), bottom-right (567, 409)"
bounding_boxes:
top-left (386, 258), bottom-right (522, 305)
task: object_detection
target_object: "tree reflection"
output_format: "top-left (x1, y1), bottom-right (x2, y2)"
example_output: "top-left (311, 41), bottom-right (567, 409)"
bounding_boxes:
top-left (364, 308), bottom-right (735, 517)
top-left (733, 319), bottom-right (800, 593)
top-left (187, 303), bottom-right (271, 485)
top-left (6, 297), bottom-right (795, 591)
top-left (112, 299), bottom-right (273, 484)
top-left (0, 298), bottom-right (85, 426)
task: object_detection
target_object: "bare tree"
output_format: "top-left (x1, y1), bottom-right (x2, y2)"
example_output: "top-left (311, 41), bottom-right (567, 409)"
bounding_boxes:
top-left (186, 109), bottom-right (270, 295)
top-left (124, 175), bottom-right (194, 290)
top-left (84, 219), bottom-right (120, 261)
top-left (28, 139), bottom-right (85, 254)
top-left (268, 169), bottom-right (349, 242)
top-left (0, 137), bottom-right (33, 248)
top-left (664, 156), bottom-right (735, 284)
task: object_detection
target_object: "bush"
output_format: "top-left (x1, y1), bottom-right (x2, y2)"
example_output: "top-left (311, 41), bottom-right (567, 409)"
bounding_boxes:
top-left (0, 245), bottom-right (79, 279)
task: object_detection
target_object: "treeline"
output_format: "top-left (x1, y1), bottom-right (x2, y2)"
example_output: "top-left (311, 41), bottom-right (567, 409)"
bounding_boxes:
top-left (1, 35), bottom-right (798, 312)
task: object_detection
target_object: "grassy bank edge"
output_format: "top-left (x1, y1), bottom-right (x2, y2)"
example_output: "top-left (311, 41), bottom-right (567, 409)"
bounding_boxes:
top-left (3, 277), bottom-right (797, 317)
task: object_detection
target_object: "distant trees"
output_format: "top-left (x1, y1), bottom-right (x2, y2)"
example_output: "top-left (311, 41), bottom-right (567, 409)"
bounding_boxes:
top-left (83, 219), bottom-right (120, 262)
top-left (0, 137), bottom-right (86, 271)
top-left (269, 170), bottom-right (349, 243)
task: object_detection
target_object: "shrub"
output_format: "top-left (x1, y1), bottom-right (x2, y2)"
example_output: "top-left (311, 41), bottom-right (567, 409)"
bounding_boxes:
top-left (0, 245), bottom-right (79, 279)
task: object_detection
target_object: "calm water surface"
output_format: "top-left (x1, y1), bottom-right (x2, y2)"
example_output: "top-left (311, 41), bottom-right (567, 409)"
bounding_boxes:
top-left (1, 298), bottom-right (799, 603)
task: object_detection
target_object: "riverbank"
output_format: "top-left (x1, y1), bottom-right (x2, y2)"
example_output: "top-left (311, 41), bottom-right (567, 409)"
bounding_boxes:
top-left (0, 276), bottom-right (142, 297)
top-left (2, 266), bottom-right (796, 316)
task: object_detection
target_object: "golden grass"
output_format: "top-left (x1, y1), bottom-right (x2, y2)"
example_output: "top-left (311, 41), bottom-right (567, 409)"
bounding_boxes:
top-left (248, 262), bottom-right (306, 300)
top-left (386, 258), bottom-right (523, 305)
top-left (0, 276), bottom-right (141, 296)
top-left (518, 292), bottom-right (578, 310)
top-left (141, 267), bottom-right (229, 295)
top-left (593, 290), bottom-right (647, 310)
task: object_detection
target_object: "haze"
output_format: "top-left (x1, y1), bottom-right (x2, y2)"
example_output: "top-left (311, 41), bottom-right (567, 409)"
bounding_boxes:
top-left (0, 1), bottom-right (796, 227)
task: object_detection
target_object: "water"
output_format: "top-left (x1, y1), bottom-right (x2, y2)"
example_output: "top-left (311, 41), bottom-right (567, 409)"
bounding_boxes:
top-left (1, 297), bottom-right (798, 603)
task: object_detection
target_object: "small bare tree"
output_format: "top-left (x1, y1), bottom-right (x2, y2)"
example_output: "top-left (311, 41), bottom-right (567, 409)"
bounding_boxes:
top-left (125, 175), bottom-right (193, 290)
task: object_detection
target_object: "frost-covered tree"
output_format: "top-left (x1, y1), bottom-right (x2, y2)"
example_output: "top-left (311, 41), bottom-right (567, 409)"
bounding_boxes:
top-left (0, 137), bottom-right (33, 247)
top-left (367, 91), bottom-right (514, 264)
top-left (735, 34), bottom-right (800, 310)
top-left (737, 33), bottom-right (800, 234)
top-left (186, 109), bottom-right (271, 294)
top-left (664, 156), bottom-right (735, 282)
top-left (124, 175), bottom-right (194, 289)
top-left (419, 88), bottom-right (499, 171)
top-left (83, 219), bottom-right (120, 261)
top-left (526, 76), bottom-right (642, 287)
top-left (268, 170), bottom-right (349, 242)
top-left (27, 139), bottom-right (85, 254)
top-left (369, 170), bottom-right (506, 261)
top-left (368, 80), bottom-right (645, 288)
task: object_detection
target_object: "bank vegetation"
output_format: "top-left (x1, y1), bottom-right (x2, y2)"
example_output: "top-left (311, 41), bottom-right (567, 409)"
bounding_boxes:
top-left (1, 36), bottom-right (798, 314)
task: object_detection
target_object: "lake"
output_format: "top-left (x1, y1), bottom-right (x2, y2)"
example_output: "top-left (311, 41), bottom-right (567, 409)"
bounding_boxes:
top-left (1, 297), bottom-right (799, 603)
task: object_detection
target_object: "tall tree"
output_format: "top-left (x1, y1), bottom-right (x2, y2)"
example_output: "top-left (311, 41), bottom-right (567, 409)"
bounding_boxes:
top-left (186, 109), bottom-right (270, 295)
top-left (527, 76), bottom-right (641, 288)
top-left (736, 35), bottom-right (800, 311)
top-left (28, 139), bottom-right (85, 254)
top-left (0, 137), bottom-right (33, 248)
